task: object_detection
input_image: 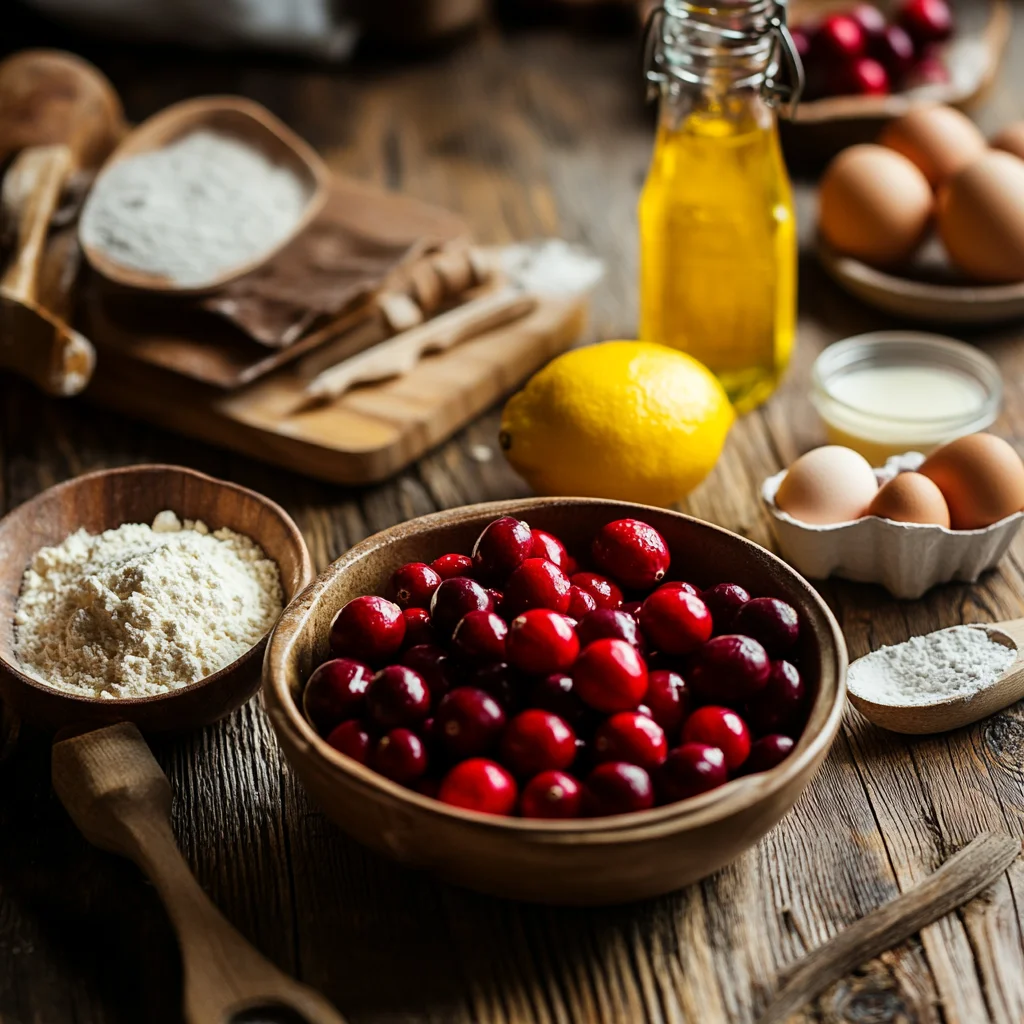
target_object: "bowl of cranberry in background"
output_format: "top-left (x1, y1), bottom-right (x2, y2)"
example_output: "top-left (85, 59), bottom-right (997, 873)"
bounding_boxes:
top-left (263, 499), bottom-right (846, 905)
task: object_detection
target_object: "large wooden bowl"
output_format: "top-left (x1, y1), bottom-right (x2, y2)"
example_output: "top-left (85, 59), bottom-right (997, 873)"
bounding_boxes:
top-left (264, 498), bottom-right (847, 905)
top-left (0, 465), bottom-right (312, 733)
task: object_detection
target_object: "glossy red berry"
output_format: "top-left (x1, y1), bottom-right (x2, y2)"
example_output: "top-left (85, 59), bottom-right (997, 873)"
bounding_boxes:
top-left (400, 643), bottom-right (456, 703)
top-left (733, 597), bottom-right (799, 658)
top-left (467, 661), bottom-right (522, 712)
top-left (576, 608), bottom-right (645, 652)
top-left (644, 668), bottom-right (690, 737)
top-left (530, 528), bottom-right (570, 569)
top-left (472, 516), bottom-right (533, 582)
top-left (594, 712), bottom-right (667, 770)
top-left (899, 0), bottom-right (953, 43)
top-left (386, 562), bottom-right (442, 609)
top-left (574, 638), bottom-right (648, 713)
top-left (430, 576), bottom-right (494, 637)
top-left (658, 744), bottom-right (728, 801)
top-left (745, 660), bottom-right (805, 736)
top-left (366, 665), bottom-right (431, 729)
top-left (567, 585), bottom-right (598, 619)
top-left (401, 607), bottom-right (435, 648)
top-left (813, 14), bottom-right (866, 60)
top-left (486, 588), bottom-right (505, 616)
top-left (431, 553), bottom-right (473, 580)
top-left (681, 706), bottom-right (751, 771)
top-left (435, 686), bottom-right (506, 758)
top-left (570, 571), bottom-right (624, 610)
top-left (701, 583), bottom-right (751, 635)
top-left (325, 719), bottom-right (373, 763)
top-left (329, 595), bottom-right (405, 664)
top-left (831, 56), bottom-right (890, 96)
top-left (689, 635), bottom-right (770, 704)
top-left (372, 728), bottom-right (428, 783)
top-left (638, 588), bottom-right (712, 656)
top-left (506, 609), bottom-right (579, 674)
top-left (500, 709), bottom-right (576, 776)
top-left (872, 23), bottom-right (916, 81)
top-left (591, 519), bottom-right (670, 591)
top-left (303, 657), bottom-right (373, 734)
top-left (528, 672), bottom-right (588, 725)
top-left (744, 734), bottom-right (796, 774)
top-left (504, 558), bottom-right (571, 617)
top-left (519, 770), bottom-right (583, 819)
top-left (439, 758), bottom-right (518, 815)
top-left (849, 3), bottom-right (886, 38)
top-left (584, 762), bottom-right (654, 816)
top-left (451, 610), bottom-right (508, 662)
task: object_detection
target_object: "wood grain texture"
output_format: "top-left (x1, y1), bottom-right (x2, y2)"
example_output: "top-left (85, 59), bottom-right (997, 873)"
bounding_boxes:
top-left (1, 9), bottom-right (1024, 1024)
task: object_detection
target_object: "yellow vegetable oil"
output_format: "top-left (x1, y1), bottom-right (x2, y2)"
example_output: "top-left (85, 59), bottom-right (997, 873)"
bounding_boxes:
top-left (640, 0), bottom-right (803, 414)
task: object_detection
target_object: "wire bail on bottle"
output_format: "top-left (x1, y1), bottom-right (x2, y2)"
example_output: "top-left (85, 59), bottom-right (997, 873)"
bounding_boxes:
top-left (643, 0), bottom-right (804, 117)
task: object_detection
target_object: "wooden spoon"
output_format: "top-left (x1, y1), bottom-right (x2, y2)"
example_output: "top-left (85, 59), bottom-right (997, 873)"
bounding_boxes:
top-left (53, 723), bottom-right (346, 1024)
top-left (847, 620), bottom-right (1024, 735)
top-left (80, 96), bottom-right (330, 295)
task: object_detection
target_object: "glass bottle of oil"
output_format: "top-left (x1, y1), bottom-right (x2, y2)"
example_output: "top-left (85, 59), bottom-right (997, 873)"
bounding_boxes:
top-left (639, 0), bottom-right (803, 414)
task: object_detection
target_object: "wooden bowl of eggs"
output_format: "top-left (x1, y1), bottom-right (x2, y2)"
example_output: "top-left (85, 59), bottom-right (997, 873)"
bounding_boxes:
top-left (817, 103), bottom-right (1024, 322)
top-left (762, 434), bottom-right (1024, 598)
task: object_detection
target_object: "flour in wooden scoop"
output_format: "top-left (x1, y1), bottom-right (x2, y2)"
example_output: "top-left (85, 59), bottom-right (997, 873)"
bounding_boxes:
top-left (14, 511), bottom-right (283, 700)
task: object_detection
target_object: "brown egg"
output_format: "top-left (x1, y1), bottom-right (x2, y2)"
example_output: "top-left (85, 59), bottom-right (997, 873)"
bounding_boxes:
top-left (991, 121), bottom-right (1024, 161)
top-left (818, 145), bottom-right (933, 267)
top-left (879, 105), bottom-right (987, 188)
top-left (775, 446), bottom-right (879, 526)
top-left (866, 472), bottom-right (950, 527)
top-left (919, 433), bottom-right (1024, 529)
top-left (938, 151), bottom-right (1024, 283)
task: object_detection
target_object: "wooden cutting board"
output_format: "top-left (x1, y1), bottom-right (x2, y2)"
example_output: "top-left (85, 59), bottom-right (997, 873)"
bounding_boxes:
top-left (85, 293), bottom-right (586, 485)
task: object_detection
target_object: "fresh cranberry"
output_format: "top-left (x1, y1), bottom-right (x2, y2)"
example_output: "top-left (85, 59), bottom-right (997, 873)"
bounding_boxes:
top-left (530, 528), bottom-right (570, 570)
top-left (830, 56), bottom-right (890, 95)
top-left (472, 516), bottom-right (533, 582)
top-left (366, 665), bottom-right (431, 729)
top-left (689, 635), bottom-right (770, 704)
top-left (574, 638), bottom-right (648, 713)
top-left (643, 668), bottom-right (691, 738)
top-left (658, 744), bottom-right (729, 802)
top-left (325, 719), bottom-right (373, 763)
top-left (621, 599), bottom-right (643, 619)
top-left (567, 585), bottom-right (598, 619)
top-left (372, 728), bottom-right (428, 783)
top-left (658, 580), bottom-right (699, 597)
top-left (639, 588), bottom-right (712, 656)
top-left (451, 610), bottom-right (508, 663)
top-left (745, 660), bottom-right (806, 736)
top-left (701, 583), bottom-right (751, 635)
top-left (744, 734), bottom-right (796, 774)
top-left (813, 14), bottom-right (866, 60)
top-left (528, 672), bottom-right (588, 725)
top-left (401, 607), bottom-right (436, 648)
top-left (303, 657), bottom-right (373, 733)
top-left (576, 608), bottom-right (644, 651)
top-left (486, 588), bottom-right (505, 616)
top-left (467, 661), bottom-right (523, 712)
top-left (636, 703), bottom-right (653, 719)
top-left (439, 758), bottom-right (517, 815)
top-left (329, 595), bottom-right (405, 664)
top-left (871, 23), bottom-right (916, 81)
top-left (898, 0), bottom-right (952, 43)
top-left (506, 609), bottom-right (579, 674)
top-left (435, 686), bottom-right (506, 758)
top-left (504, 558), bottom-right (571, 617)
top-left (430, 576), bottom-right (494, 637)
top-left (733, 597), bottom-right (799, 658)
top-left (570, 571), bottom-right (624, 610)
top-left (400, 643), bottom-right (456, 703)
top-left (431, 553), bottom-right (473, 580)
top-left (591, 519), bottom-right (670, 591)
top-left (500, 709), bottom-right (577, 776)
top-left (584, 762), bottom-right (654, 816)
top-left (849, 3), bottom-right (887, 38)
top-left (681, 706), bottom-right (751, 771)
top-left (386, 562), bottom-right (442, 609)
top-left (594, 712), bottom-right (667, 770)
top-left (519, 770), bottom-right (583, 819)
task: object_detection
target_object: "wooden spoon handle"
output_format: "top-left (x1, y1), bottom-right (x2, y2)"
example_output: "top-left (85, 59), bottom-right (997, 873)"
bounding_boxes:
top-left (52, 724), bottom-right (346, 1024)
top-left (756, 832), bottom-right (1020, 1024)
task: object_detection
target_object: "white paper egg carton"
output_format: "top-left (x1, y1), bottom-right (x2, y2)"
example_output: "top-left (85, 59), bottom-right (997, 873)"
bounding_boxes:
top-left (761, 452), bottom-right (1024, 599)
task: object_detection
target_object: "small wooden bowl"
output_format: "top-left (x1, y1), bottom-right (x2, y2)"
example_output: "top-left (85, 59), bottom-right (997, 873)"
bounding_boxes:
top-left (264, 498), bottom-right (848, 905)
top-left (0, 465), bottom-right (312, 733)
top-left (79, 96), bottom-right (330, 295)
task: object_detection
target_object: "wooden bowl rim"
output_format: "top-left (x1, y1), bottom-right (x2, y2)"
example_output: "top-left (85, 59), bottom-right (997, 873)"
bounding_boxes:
top-left (0, 463), bottom-right (313, 710)
top-left (264, 497), bottom-right (848, 837)
top-left (79, 95), bottom-right (330, 296)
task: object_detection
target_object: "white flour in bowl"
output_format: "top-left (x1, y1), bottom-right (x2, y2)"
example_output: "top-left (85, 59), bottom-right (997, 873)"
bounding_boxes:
top-left (14, 511), bottom-right (283, 700)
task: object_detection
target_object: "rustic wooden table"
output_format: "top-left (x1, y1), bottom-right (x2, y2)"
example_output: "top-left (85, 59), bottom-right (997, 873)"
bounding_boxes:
top-left (4, 8), bottom-right (1024, 1023)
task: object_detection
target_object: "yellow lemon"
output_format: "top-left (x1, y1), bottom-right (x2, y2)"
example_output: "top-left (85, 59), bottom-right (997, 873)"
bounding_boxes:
top-left (499, 341), bottom-right (734, 507)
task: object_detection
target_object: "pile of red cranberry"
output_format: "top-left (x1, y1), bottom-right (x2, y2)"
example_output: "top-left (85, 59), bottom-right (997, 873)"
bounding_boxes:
top-left (303, 516), bottom-right (808, 819)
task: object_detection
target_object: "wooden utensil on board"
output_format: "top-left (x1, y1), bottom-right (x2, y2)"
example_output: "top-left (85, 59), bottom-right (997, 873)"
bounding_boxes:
top-left (847, 620), bottom-right (1024, 735)
top-left (53, 723), bottom-right (347, 1024)
top-left (756, 832), bottom-right (1020, 1024)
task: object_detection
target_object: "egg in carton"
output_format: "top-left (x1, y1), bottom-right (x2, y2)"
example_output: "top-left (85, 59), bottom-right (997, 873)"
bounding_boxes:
top-left (761, 453), bottom-right (1024, 600)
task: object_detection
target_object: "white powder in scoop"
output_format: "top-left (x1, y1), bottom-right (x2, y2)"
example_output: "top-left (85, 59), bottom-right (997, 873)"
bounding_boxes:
top-left (14, 511), bottom-right (283, 700)
top-left (80, 129), bottom-right (309, 286)
top-left (848, 625), bottom-right (1016, 707)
